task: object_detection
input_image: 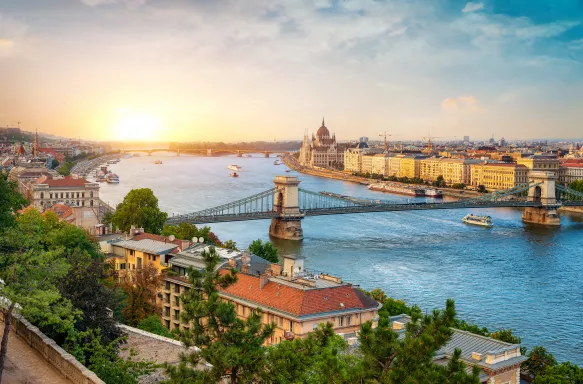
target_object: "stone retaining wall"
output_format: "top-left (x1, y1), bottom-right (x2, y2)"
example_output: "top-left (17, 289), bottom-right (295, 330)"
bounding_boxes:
top-left (0, 311), bottom-right (104, 384)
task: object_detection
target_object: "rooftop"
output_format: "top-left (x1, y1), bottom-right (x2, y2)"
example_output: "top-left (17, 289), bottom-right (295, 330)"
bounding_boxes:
top-left (34, 175), bottom-right (94, 187)
top-left (112, 238), bottom-right (179, 255)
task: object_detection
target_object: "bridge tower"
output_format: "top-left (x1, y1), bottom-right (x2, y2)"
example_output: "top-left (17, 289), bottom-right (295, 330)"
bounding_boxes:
top-left (237, 151), bottom-right (242, 158)
top-left (522, 171), bottom-right (560, 226)
top-left (207, 148), bottom-right (213, 157)
top-left (269, 176), bottom-right (304, 241)
top-left (264, 152), bottom-right (270, 158)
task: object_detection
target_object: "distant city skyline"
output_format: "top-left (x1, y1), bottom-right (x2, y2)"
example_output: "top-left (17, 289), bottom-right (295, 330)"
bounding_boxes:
top-left (1, 0), bottom-right (582, 141)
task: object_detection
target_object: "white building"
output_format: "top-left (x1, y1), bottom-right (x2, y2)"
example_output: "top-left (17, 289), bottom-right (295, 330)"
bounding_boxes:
top-left (299, 118), bottom-right (348, 169)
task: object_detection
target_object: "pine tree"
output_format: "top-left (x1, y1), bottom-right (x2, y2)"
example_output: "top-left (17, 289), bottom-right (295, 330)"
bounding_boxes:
top-left (165, 247), bottom-right (275, 383)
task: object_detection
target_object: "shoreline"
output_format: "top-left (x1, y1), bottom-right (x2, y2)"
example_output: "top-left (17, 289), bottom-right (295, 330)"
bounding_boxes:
top-left (281, 155), bottom-right (481, 200)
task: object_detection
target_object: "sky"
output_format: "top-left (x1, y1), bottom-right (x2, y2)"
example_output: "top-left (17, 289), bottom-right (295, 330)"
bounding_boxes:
top-left (0, 0), bottom-right (582, 142)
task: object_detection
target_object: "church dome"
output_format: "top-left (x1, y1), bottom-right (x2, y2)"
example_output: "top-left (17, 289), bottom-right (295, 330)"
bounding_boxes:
top-left (316, 117), bottom-right (330, 138)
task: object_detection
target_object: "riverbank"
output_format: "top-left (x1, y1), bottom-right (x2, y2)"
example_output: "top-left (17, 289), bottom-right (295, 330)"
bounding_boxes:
top-left (282, 155), bottom-right (481, 199)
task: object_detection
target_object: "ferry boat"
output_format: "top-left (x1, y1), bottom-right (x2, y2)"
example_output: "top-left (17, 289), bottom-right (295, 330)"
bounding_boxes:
top-left (424, 189), bottom-right (443, 198)
top-left (96, 174), bottom-right (107, 183)
top-left (367, 183), bottom-right (425, 197)
top-left (106, 173), bottom-right (120, 184)
top-left (228, 164), bottom-right (242, 171)
top-left (154, 160), bottom-right (163, 164)
top-left (229, 172), bottom-right (239, 178)
top-left (285, 169), bottom-right (292, 173)
top-left (462, 214), bottom-right (493, 227)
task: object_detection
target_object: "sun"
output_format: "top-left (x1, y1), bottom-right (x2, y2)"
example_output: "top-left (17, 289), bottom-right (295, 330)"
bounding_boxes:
top-left (114, 113), bottom-right (161, 141)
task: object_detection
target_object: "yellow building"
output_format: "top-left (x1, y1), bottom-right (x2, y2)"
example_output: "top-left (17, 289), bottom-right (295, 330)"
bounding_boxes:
top-left (517, 155), bottom-right (560, 175)
top-left (419, 158), bottom-right (442, 182)
top-left (162, 252), bottom-right (381, 344)
top-left (470, 163), bottom-right (529, 190)
top-left (399, 155), bottom-right (427, 179)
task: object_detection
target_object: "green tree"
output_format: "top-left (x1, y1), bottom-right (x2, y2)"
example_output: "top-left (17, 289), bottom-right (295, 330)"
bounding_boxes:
top-left (0, 228), bottom-right (75, 382)
top-left (51, 158), bottom-right (59, 169)
top-left (491, 328), bottom-right (526, 354)
top-left (569, 180), bottom-right (583, 193)
top-left (0, 173), bottom-right (27, 228)
top-left (477, 185), bottom-right (488, 193)
top-left (223, 239), bottom-right (238, 250)
top-left (165, 247), bottom-right (275, 383)
top-left (358, 299), bottom-right (480, 383)
top-left (138, 315), bottom-right (174, 339)
top-left (534, 362), bottom-right (583, 384)
top-left (522, 346), bottom-right (558, 379)
top-left (248, 239), bottom-right (279, 263)
top-left (433, 175), bottom-right (447, 188)
top-left (111, 188), bottom-right (168, 234)
top-left (452, 183), bottom-right (466, 189)
top-left (121, 265), bottom-right (163, 326)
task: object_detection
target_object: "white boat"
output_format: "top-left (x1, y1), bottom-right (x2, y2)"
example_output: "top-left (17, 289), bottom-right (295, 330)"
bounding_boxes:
top-left (228, 164), bottom-right (242, 171)
top-left (229, 172), bottom-right (239, 178)
top-left (273, 160), bottom-right (280, 165)
top-left (106, 173), bottom-right (120, 184)
top-left (425, 189), bottom-right (443, 198)
top-left (154, 160), bottom-right (163, 164)
top-left (462, 214), bottom-right (493, 227)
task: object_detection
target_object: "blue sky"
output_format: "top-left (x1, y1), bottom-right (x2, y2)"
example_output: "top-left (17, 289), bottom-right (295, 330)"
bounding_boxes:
top-left (0, 0), bottom-right (582, 141)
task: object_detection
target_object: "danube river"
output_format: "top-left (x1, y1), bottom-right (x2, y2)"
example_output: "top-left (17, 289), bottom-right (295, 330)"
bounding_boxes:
top-left (99, 153), bottom-right (583, 364)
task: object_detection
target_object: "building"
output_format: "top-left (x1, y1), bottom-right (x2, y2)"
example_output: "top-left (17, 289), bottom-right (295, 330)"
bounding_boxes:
top-left (29, 174), bottom-right (100, 210)
top-left (559, 160), bottom-right (583, 184)
top-left (463, 135), bottom-right (470, 144)
top-left (470, 163), bottom-right (529, 190)
top-left (388, 315), bottom-right (526, 384)
top-left (343, 141), bottom-right (370, 173)
top-left (8, 162), bottom-right (58, 194)
top-left (517, 155), bottom-right (560, 175)
top-left (399, 155), bottom-right (427, 179)
top-left (299, 118), bottom-right (348, 168)
top-left (162, 250), bottom-right (381, 344)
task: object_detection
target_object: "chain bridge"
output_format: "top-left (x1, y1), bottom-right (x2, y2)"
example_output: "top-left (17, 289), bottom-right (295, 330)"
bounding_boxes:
top-left (166, 173), bottom-right (583, 240)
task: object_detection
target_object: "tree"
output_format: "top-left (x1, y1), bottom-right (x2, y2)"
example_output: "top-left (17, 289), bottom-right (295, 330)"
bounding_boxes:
top-left (357, 299), bottom-right (480, 383)
top-left (491, 328), bottom-right (526, 354)
top-left (477, 185), bottom-right (488, 193)
top-left (121, 265), bottom-right (164, 326)
top-left (162, 223), bottom-right (222, 245)
top-left (51, 158), bottom-right (59, 169)
top-left (0, 173), bottom-right (27, 228)
top-left (165, 247), bottom-right (275, 383)
top-left (222, 239), bottom-right (238, 251)
top-left (59, 252), bottom-right (123, 350)
top-left (138, 315), bottom-right (174, 339)
top-left (111, 189), bottom-right (168, 234)
top-left (248, 239), bottom-right (279, 263)
top-left (452, 183), bottom-right (466, 189)
top-left (0, 228), bottom-right (75, 382)
top-left (522, 346), bottom-right (558, 379)
top-left (534, 362), bottom-right (583, 384)
top-left (569, 180), bottom-right (583, 194)
top-left (433, 175), bottom-right (447, 188)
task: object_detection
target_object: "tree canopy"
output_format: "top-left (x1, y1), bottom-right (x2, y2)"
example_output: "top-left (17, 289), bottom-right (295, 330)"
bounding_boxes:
top-left (111, 188), bottom-right (168, 234)
top-left (248, 239), bottom-right (279, 263)
top-left (0, 173), bottom-right (28, 228)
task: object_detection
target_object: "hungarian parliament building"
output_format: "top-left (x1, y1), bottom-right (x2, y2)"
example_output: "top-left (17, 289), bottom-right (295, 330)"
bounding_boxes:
top-left (299, 118), bottom-right (348, 169)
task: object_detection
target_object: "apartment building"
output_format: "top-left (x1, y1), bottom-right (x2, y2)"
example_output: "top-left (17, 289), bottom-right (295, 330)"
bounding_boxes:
top-left (29, 174), bottom-right (100, 210)
top-left (344, 142), bottom-right (370, 173)
top-left (559, 160), bottom-right (583, 184)
top-left (389, 315), bottom-right (526, 384)
top-left (399, 155), bottom-right (427, 179)
top-left (470, 163), bottom-right (529, 190)
top-left (517, 155), bottom-right (560, 175)
top-left (161, 249), bottom-right (381, 344)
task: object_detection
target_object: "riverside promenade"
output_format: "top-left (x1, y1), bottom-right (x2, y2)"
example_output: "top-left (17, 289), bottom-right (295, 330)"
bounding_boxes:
top-left (281, 155), bottom-right (481, 199)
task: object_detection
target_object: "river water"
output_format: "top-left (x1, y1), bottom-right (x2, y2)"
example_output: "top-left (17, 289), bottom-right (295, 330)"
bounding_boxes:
top-left (99, 153), bottom-right (583, 364)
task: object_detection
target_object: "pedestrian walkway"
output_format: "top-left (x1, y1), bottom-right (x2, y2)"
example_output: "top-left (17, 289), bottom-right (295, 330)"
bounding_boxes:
top-left (1, 320), bottom-right (70, 384)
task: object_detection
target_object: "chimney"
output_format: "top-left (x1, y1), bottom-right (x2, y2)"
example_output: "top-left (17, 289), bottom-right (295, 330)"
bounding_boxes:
top-left (228, 258), bottom-right (236, 268)
top-left (260, 274), bottom-right (269, 289)
top-left (181, 240), bottom-right (189, 250)
top-left (242, 264), bottom-right (249, 274)
top-left (392, 321), bottom-right (404, 331)
top-left (471, 352), bottom-right (483, 361)
top-left (270, 263), bottom-right (282, 276)
top-left (138, 227), bottom-right (144, 234)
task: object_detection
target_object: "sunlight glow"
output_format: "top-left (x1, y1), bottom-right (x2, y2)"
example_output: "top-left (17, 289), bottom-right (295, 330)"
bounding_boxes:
top-left (114, 113), bottom-right (161, 141)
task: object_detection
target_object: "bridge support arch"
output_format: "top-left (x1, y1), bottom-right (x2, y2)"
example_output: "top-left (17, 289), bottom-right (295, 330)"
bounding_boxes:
top-left (522, 171), bottom-right (560, 226)
top-left (269, 176), bottom-right (304, 241)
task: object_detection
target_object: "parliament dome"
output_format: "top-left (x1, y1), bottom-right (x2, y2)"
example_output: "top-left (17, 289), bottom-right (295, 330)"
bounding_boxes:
top-left (316, 117), bottom-right (330, 138)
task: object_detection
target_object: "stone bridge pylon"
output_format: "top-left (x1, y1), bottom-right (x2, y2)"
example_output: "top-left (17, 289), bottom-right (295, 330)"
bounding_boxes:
top-left (269, 176), bottom-right (305, 240)
top-left (522, 171), bottom-right (560, 226)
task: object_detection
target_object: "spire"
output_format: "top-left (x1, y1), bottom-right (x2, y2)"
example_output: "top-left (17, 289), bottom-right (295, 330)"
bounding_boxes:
top-left (34, 128), bottom-right (38, 157)
top-left (322, 117), bottom-right (325, 127)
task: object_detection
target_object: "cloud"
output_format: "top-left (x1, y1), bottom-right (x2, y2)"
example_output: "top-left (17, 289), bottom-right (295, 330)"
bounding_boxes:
top-left (80, 0), bottom-right (145, 8)
top-left (462, 2), bottom-right (484, 13)
top-left (441, 96), bottom-right (484, 112)
top-left (0, 39), bottom-right (14, 48)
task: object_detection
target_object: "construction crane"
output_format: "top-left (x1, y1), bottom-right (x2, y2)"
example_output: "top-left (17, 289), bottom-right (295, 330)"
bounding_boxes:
top-left (379, 131), bottom-right (392, 151)
top-left (422, 135), bottom-right (448, 153)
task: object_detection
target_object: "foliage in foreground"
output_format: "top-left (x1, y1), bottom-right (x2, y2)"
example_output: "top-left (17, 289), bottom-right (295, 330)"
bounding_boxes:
top-left (248, 239), bottom-right (279, 263)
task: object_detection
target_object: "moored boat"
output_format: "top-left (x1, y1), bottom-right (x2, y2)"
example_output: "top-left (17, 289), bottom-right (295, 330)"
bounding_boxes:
top-left (106, 173), bottom-right (120, 184)
top-left (462, 214), bottom-right (493, 227)
top-left (367, 183), bottom-right (424, 197)
top-left (424, 188), bottom-right (443, 198)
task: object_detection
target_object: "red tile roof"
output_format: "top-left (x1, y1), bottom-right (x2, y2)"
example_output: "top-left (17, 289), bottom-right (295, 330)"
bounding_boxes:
top-left (219, 271), bottom-right (379, 317)
top-left (46, 203), bottom-right (75, 222)
top-left (35, 175), bottom-right (91, 187)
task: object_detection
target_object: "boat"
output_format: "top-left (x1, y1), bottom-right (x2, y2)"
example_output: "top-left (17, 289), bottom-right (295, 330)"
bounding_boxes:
top-left (424, 189), bottom-right (443, 198)
top-left (229, 172), bottom-right (239, 177)
top-left (228, 164), bottom-right (242, 171)
top-left (367, 183), bottom-right (425, 197)
top-left (245, 154), bottom-right (252, 158)
top-left (273, 160), bottom-right (280, 165)
top-left (285, 169), bottom-right (292, 173)
top-left (462, 214), bottom-right (493, 227)
top-left (96, 174), bottom-right (107, 182)
top-left (106, 173), bottom-right (120, 184)
top-left (154, 160), bottom-right (163, 164)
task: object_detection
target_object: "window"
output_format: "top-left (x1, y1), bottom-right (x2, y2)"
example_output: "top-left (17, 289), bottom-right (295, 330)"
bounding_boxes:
top-left (242, 306), bottom-right (246, 316)
top-left (49, 193), bottom-right (53, 199)
top-left (289, 320), bottom-right (293, 332)
top-left (165, 281), bottom-right (170, 290)
top-left (40, 192), bottom-right (44, 199)
top-left (313, 323), bottom-right (319, 330)
top-left (174, 309), bottom-right (180, 320)
top-left (90, 200), bottom-right (93, 207)
top-left (339, 317), bottom-right (344, 327)
top-left (175, 297), bottom-right (180, 306)
top-left (279, 317), bottom-right (283, 326)
top-left (66, 193), bottom-right (69, 198)
top-left (90, 191), bottom-right (94, 198)
top-left (129, 250), bottom-right (135, 256)
top-left (119, 263), bottom-right (126, 270)
top-left (175, 285), bottom-right (180, 294)
top-left (82, 192), bottom-right (85, 198)
top-left (137, 257), bottom-right (142, 269)
top-left (152, 255), bottom-right (157, 262)
top-left (165, 320), bottom-right (170, 329)
top-left (165, 293), bottom-right (170, 303)
top-left (164, 307), bottom-right (170, 316)
top-left (346, 316), bottom-right (351, 326)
